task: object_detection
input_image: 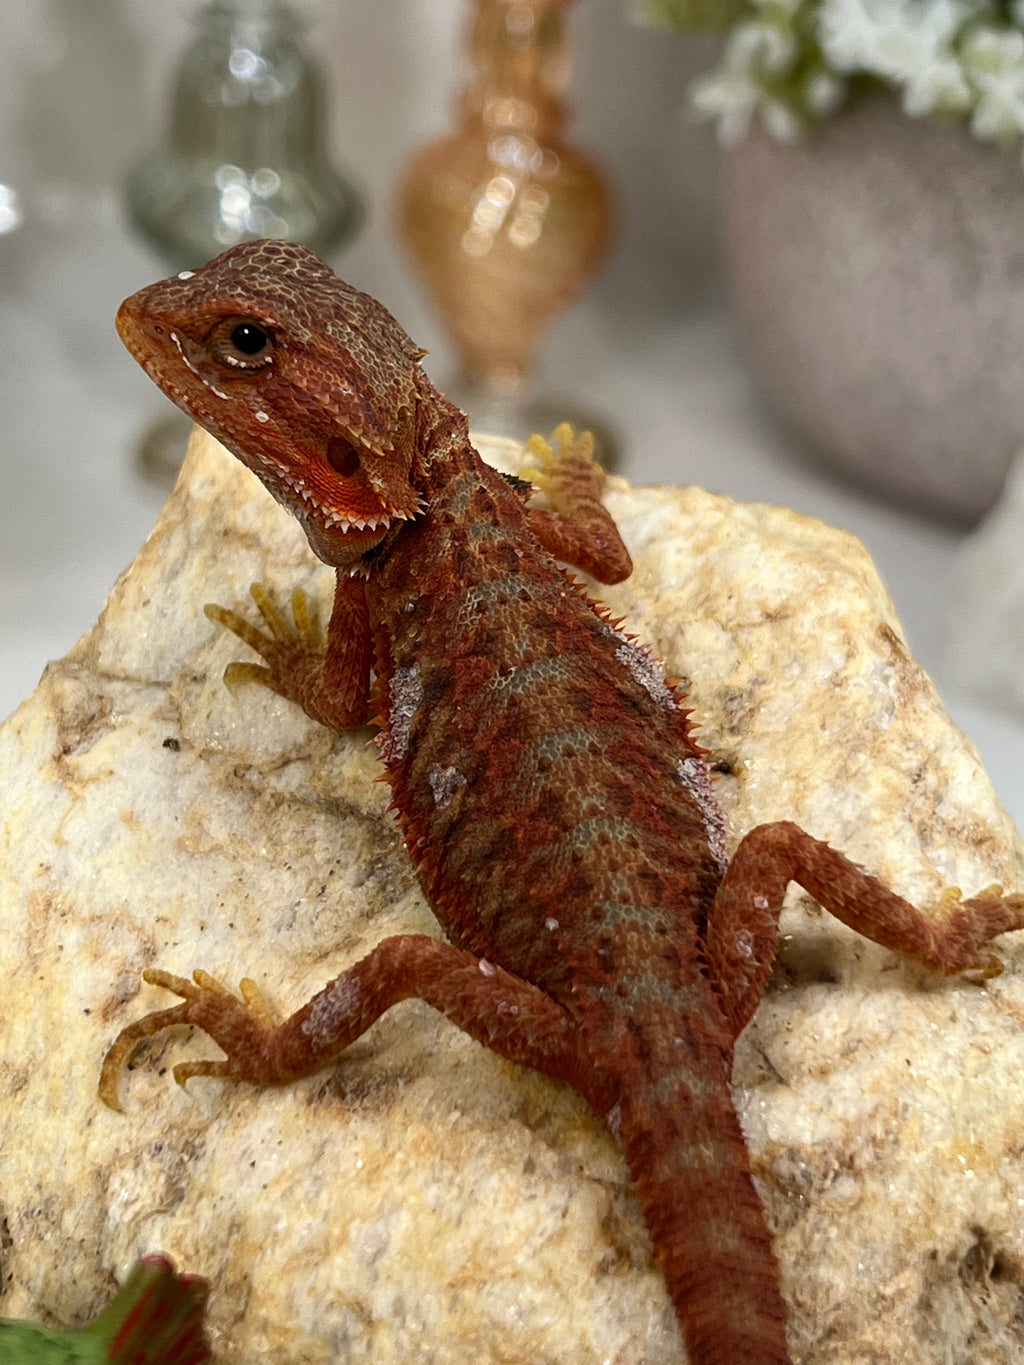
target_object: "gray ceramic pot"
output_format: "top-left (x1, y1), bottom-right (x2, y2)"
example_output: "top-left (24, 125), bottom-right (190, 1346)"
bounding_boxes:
top-left (724, 92), bottom-right (1024, 522)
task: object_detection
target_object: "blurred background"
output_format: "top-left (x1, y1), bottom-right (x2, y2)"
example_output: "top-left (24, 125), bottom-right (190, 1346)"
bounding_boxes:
top-left (1, 0), bottom-right (1022, 826)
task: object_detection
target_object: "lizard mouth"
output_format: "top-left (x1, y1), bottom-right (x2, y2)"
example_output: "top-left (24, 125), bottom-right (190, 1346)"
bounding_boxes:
top-left (273, 462), bottom-right (420, 535)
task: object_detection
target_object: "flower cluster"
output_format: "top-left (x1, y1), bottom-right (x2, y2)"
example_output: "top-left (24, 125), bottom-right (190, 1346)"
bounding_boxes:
top-left (643, 0), bottom-right (1024, 150)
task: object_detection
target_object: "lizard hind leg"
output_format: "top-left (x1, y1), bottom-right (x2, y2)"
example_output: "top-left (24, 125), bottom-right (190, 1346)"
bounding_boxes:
top-left (100, 936), bottom-right (583, 1111)
top-left (704, 820), bottom-right (1024, 1040)
top-left (520, 424), bottom-right (633, 585)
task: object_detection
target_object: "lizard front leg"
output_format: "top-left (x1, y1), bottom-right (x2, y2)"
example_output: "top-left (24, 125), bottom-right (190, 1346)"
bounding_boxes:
top-left (205, 568), bottom-right (372, 731)
top-left (521, 424), bottom-right (633, 585)
top-left (100, 936), bottom-right (584, 1111)
top-left (704, 821), bottom-right (1024, 1038)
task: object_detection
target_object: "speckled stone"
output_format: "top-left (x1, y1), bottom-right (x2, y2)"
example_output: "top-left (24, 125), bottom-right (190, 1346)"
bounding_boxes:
top-left (725, 92), bottom-right (1024, 522)
top-left (1, 428), bottom-right (1022, 1362)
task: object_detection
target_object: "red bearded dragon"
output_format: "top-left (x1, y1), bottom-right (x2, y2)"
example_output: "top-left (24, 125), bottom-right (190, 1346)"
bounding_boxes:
top-left (101, 239), bottom-right (1024, 1364)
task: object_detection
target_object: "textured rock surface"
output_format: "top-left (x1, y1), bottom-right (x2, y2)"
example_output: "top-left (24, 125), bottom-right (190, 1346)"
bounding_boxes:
top-left (2, 428), bottom-right (1023, 1363)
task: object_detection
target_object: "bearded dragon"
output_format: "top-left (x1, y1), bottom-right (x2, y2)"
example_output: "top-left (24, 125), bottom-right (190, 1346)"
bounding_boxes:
top-left (101, 239), bottom-right (1024, 1365)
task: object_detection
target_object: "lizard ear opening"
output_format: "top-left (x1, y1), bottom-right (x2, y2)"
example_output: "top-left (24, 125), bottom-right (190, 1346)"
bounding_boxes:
top-left (315, 434), bottom-right (422, 527)
top-left (326, 437), bottom-right (361, 478)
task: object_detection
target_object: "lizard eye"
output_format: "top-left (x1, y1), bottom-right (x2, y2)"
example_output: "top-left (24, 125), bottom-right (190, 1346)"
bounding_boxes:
top-left (207, 317), bottom-right (276, 371)
top-left (231, 322), bottom-right (271, 355)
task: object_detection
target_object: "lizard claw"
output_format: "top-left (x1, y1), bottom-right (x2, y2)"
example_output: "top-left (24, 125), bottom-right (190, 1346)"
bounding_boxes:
top-left (518, 425), bottom-right (632, 584)
top-left (520, 424), bottom-right (601, 504)
top-left (205, 574), bottom-right (373, 730)
top-left (99, 968), bottom-right (283, 1110)
top-left (205, 584), bottom-right (327, 706)
top-left (931, 886), bottom-right (1024, 977)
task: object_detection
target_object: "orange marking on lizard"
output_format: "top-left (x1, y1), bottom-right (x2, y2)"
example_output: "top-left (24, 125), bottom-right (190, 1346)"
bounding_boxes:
top-left (103, 240), bottom-right (1024, 1365)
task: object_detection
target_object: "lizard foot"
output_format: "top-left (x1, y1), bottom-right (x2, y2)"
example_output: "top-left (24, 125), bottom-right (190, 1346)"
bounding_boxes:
top-left (929, 883), bottom-right (1024, 978)
top-left (205, 582), bottom-right (325, 705)
top-left (99, 968), bottom-right (284, 1110)
top-left (520, 425), bottom-right (632, 585)
top-left (520, 423), bottom-right (605, 509)
top-left (206, 573), bottom-right (372, 730)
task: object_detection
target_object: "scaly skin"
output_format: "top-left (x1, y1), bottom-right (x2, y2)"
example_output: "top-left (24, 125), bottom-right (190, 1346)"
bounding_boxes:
top-left (103, 240), bottom-right (1024, 1365)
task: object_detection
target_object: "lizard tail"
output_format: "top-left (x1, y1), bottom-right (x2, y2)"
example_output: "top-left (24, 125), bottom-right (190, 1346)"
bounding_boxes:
top-left (616, 1043), bottom-right (792, 1365)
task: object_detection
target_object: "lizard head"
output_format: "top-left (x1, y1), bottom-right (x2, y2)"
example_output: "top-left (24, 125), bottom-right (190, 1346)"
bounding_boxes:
top-left (117, 240), bottom-right (429, 569)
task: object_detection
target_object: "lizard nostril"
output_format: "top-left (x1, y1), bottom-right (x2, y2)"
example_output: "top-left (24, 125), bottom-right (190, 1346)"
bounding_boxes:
top-left (326, 437), bottom-right (360, 478)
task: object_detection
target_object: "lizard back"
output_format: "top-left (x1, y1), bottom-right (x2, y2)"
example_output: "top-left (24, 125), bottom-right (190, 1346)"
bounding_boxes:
top-left (372, 445), bottom-right (725, 1003)
top-left (368, 440), bottom-right (790, 1364)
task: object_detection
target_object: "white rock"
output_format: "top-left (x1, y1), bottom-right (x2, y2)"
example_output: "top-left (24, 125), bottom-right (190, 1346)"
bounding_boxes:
top-left (0, 427), bottom-right (1021, 1362)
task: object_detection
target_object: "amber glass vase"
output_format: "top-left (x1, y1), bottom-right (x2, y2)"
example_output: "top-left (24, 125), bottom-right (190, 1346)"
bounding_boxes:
top-left (397, 0), bottom-right (612, 447)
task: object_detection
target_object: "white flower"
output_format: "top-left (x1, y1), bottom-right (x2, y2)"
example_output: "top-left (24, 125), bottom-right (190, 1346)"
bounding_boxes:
top-left (691, 19), bottom-right (799, 143)
top-left (804, 69), bottom-right (846, 117)
top-left (762, 98), bottom-right (803, 140)
top-left (682, 0), bottom-right (1024, 155)
top-left (962, 25), bottom-right (1024, 141)
top-left (690, 70), bottom-right (761, 144)
top-left (728, 19), bottom-right (799, 76)
top-left (818, 0), bottom-right (972, 116)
